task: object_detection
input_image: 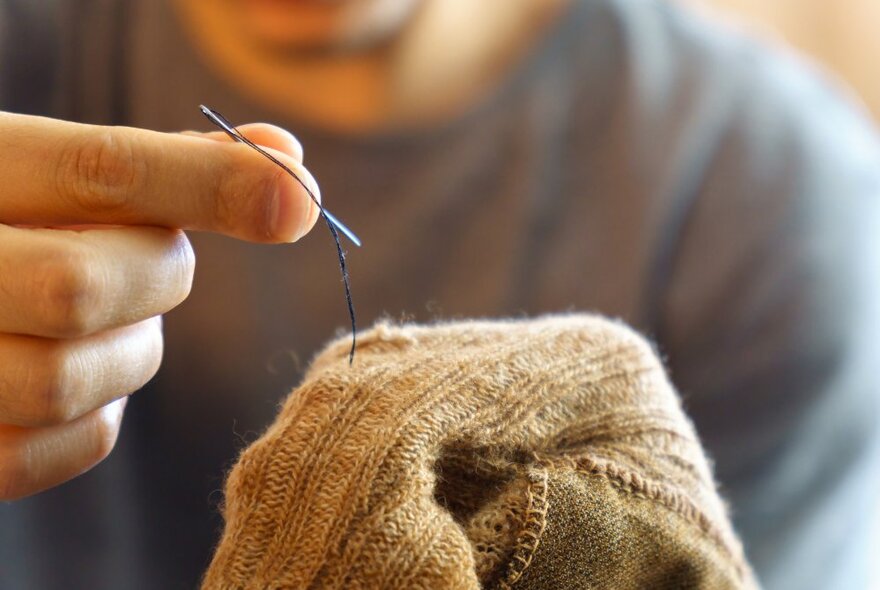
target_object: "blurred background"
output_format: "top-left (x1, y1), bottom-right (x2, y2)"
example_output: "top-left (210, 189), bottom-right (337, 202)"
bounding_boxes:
top-left (101, 1), bottom-right (880, 587)
top-left (686, 0), bottom-right (880, 121)
top-left (686, 2), bottom-right (880, 587)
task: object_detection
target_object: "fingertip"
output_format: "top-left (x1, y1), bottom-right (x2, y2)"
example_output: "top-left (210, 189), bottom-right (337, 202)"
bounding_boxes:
top-left (0, 402), bottom-right (126, 500)
top-left (90, 398), bottom-right (125, 464)
top-left (245, 124), bottom-right (304, 164)
top-left (104, 396), bottom-right (128, 423)
top-left (192, 133), bottom-right (318, 243)
top-left (265, 148), bottom-right (321, 243)
top-left (188, 123), bottom-right (304, 163)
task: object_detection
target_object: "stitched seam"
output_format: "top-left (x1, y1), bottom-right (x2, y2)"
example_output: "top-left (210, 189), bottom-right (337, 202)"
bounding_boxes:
top-left (310, 336), bottom-right (545, 585)
top-left (495, 465), bottom-right (549, 590)
top-left (328, 336), bottom-right (644, 577)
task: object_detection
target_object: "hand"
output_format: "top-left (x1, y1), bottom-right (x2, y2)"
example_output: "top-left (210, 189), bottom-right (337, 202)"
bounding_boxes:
top-left (0, 111), bottom-right (319, 500)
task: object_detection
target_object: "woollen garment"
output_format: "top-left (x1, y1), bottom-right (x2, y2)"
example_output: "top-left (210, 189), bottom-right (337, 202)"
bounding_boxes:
top-left (5, 0), bottom-right (880, 587)
top-left (202, 316), bottom-right (757, 589)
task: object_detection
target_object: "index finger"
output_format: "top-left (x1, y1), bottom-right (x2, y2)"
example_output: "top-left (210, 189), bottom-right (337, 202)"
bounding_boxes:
top-left (0, 112), bottom-right (320, 243)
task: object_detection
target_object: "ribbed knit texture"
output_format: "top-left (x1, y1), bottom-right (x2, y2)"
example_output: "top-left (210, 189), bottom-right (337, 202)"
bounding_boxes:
top-left (201, 315), bottom-right (757, 589)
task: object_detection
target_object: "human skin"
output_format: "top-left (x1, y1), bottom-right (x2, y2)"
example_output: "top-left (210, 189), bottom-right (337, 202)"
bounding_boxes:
top-left (174, 0), bottom-right (570, 133)
top-left (0, 114), bottom-right (319, 500)
top-left (0, 0), bottom-right (569, 500)
top-left (223, 0), bottom-right (424, 51)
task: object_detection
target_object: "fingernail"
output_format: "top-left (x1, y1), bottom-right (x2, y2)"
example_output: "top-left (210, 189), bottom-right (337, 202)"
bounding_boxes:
top-left (270, 180), bottom-right (306, 243)
top-left (275, 128), bottom-right (304, 162)
top-left (267, 159), bottom-right (320, 243)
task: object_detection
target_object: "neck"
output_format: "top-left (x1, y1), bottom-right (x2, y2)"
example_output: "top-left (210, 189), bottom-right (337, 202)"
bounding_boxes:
top-left (173, 0), bottom-right (569, 134)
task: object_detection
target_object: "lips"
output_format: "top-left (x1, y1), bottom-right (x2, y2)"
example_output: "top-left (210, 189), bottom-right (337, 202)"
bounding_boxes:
top-left (240, 0), bottom-right (349, 6)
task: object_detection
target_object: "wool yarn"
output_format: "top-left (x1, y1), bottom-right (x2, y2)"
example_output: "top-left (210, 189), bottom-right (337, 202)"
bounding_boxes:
top-left (202, 315), bottom-right (757, 589)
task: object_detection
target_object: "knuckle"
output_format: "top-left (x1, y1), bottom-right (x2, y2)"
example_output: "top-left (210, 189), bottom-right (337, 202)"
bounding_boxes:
top-left (7, 342), bottom-right (76, 427)
top-left (56, 129), bottom-right (144, 214)
top-left (33, 248), bottom-right (102, 338)
top-left (33, 345), bottom-right (80, 426)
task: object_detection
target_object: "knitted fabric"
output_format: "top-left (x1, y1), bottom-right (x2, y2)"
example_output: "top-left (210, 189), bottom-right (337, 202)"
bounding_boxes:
top-left (201, 316), bottom-right (757, 589)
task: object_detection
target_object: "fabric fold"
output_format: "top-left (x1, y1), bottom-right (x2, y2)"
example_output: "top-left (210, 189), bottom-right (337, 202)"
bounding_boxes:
top-left (202, 315), bottom-right (757, 589)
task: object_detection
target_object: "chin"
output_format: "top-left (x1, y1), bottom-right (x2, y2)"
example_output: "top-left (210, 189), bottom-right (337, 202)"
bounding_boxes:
top-left (234, 0), bottom-right (424, 53)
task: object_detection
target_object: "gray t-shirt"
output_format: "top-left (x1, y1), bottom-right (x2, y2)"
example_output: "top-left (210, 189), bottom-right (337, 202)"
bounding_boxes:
top-left (2, 0), bottom-right (879, 588)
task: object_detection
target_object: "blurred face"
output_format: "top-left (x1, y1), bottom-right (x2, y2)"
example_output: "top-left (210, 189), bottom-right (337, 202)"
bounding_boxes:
top-left (229, 0), bottom-right (425, 52)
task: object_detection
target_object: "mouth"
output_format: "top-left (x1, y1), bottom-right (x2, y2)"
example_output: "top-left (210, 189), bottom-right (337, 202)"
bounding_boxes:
top-left (239, 0), bottom-right (351, 6)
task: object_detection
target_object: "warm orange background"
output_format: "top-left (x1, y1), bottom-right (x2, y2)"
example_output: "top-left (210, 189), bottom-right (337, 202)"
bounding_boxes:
top-left (686, 0), bottom-right (880, 120)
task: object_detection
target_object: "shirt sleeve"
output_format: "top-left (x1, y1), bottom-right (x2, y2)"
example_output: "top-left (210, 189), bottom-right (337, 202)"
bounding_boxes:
top-left (652, 6), bottom-right (880, 589)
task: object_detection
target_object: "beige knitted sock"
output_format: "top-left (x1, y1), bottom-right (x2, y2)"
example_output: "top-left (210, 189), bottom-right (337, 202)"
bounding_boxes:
top-left (202, 315), bottom-right (757, 589)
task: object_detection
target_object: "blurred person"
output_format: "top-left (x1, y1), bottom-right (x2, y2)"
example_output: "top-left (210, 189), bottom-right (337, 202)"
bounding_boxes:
top-left (0, 0), bottom-right (879, 589)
